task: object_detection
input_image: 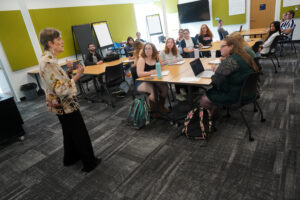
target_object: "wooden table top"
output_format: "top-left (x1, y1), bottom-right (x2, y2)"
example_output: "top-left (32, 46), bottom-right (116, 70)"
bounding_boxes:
top-left (200, 38), bottom-right (261, 52)
top-left (240, 28), bottom-right (269, 36)
top-left (28, 59), bottom-right (80, 75)
top-left (137, 58), bottom-right (214, 86)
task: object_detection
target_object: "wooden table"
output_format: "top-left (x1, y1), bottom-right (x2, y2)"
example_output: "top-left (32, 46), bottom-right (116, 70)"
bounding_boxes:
top-left (27, 60), bottom-right (80, 95)
top-left (240, 28), bottom-right (269, 38)
top-left (137, 58), bottom-right (213, 114)
top-left (200, 38), bottom-right (261, 52)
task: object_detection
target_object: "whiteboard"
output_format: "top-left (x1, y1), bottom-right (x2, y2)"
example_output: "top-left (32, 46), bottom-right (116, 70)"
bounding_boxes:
top-left (229, 0), bottom-right (245, 16)
top-left (283, 0), bottom-right (300, 7)
top-left (146, 14), bottom-right (163, 35)
top-left (92, 21), bottom-right (113, 48)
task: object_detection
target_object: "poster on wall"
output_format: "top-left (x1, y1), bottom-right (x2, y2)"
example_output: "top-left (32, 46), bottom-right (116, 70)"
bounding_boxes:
top-left (229, 0), bottom-right (245, 16)
top-left (283, 0), bottom-right (300, 7)
top-left (146, 14), bottom-right (163, 35)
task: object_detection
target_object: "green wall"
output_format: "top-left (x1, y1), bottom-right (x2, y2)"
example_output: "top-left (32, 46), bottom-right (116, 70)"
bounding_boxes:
top-left (212, 0), bottom-right (246, 26)
top-left (280, 1), bottom-right (300, 18)
top-left (0, 11), bottom-right (38, 71)
top-left (0, 4), bottom-right (137, 71)
top-left (30, 4), bottom-right (138, 59)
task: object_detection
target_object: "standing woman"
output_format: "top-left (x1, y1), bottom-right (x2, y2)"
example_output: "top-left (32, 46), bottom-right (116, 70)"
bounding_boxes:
top-left (136, 43), bottom-right (169, 113)
top-left (39, 28), bottom-right (101, 173)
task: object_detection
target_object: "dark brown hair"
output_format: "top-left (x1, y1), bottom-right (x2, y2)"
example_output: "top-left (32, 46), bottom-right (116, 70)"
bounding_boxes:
top-left (224, 35), bottom-right (258, 72)
top-left (39, 28), bottom-right (61, 50)
top-left (164, 38), bottom-right (178, 56)
top-left (141, 43), bottom-right (158, 60)
top-left (133, 40), bottom-right (144, 59)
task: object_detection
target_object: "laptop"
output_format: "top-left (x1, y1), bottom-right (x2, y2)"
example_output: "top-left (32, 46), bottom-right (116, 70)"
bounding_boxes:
top-left (190, 59), bottom-right (214, 78)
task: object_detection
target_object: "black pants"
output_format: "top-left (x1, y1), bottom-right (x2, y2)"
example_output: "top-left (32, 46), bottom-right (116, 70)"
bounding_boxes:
top-left (57, 110), bottom-right (97, 169)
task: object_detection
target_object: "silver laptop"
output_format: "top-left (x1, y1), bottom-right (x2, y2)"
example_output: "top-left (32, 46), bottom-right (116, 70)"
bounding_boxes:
top-left (190, 59), bottom-right (214, 78)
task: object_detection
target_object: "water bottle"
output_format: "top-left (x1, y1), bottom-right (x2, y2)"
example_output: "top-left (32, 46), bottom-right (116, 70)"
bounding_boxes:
top-left (155, 61), bottom-right (162, 79)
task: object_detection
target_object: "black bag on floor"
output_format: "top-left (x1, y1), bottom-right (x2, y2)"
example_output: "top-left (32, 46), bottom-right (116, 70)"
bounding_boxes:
top-left (103, 53), bottom-right (119, 62)
top-left (181, 106), bottom-right (212, 140)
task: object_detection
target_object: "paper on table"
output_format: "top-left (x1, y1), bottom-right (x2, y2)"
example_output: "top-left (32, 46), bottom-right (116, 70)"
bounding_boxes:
top-left (173, 60), bottom-right (185, 65)
top-left (202, 46), bottom-right (211, 49)
top-left (122, 59), bottom-right (133, 63)
top-left (208, 59), bottom-right (221, 64)
top-left (151, 70), bottom-right (170, 76)
top-left (179, 77), bottom-right (201, 82)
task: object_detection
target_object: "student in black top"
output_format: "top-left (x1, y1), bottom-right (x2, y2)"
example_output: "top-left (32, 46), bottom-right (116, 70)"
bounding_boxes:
top-left (125, 36), bottom-right (134, 58)
top-left (84, 43), bottom-right (103, 66)
top-left (136, 43), bottom-right (169, 114)
top-left (136, 32), bottom-right (146, 43)
top-left (197, 24), bottom-right (213, 46)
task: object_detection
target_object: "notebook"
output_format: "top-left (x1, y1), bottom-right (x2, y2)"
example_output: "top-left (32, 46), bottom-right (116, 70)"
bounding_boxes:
top-left (190, 59), bottom-right (214, 78)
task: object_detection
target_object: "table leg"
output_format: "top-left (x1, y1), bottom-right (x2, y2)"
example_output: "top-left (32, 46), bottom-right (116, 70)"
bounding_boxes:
top-left (34, 74), bottom-right (45, 96)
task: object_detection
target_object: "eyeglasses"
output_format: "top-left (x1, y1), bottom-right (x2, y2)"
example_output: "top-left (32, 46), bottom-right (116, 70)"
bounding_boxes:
top-left (145, 48), bottom-right (152, 51)
top-left (220, 45), bottom-right (228, 48)
top-left (183, 32), bottom-right (189, 35)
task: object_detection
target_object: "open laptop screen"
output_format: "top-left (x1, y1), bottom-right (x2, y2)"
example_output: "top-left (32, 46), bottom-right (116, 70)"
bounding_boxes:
top-left (190, 59), bottom-right (204, 76)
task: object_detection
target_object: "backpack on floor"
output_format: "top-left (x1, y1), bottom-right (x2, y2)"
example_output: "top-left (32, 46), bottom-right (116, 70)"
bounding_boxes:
top-left (128, 98), bottom-right (150, 129)
top-left (181, 106), bottom-right (212, 140)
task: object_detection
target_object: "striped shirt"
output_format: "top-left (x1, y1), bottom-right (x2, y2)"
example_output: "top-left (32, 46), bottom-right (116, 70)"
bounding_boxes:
top-left (281, 19), bottom-right (296, 38)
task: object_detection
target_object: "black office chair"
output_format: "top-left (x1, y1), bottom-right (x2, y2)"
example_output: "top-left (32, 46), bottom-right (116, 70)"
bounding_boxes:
top-left (218, 30), bottom-right (229, 40)
top-left (158, 35), bottom-right (166, 43)
top-left (260, 35), bottom-right (281, 73)
top-left (103, 63), bottom-right (128, 107)
top-left (279, 27), bottom-right (297, 55)
top-left (219, 72), bottom-right (266, 141)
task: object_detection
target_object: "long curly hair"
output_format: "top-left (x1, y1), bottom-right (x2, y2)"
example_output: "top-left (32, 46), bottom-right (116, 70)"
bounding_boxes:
top-left (164, 38), bottom-right (178, 56)
top-left (224, 35), bottom-right (259, 72)
top-left (133, 40), bottom-right (144, 59)
top-left (140, 43), bottom-right (159, 60)
top-left (199, 24), bottom-right (213, 38)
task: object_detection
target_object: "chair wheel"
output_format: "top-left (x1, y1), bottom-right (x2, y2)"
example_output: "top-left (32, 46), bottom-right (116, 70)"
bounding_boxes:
top-left (19, 136), bottom-right (25, 141)
top-left (254, 109), bottom-right (258, 112)
top-left (249, 137), bottom-right (254, 142)
top-left (261, 118), bottom-right (266, 122)
top-left (170, 121), bottom-right (174, 125)
top-left (275, 70), bottom-right (278, 73)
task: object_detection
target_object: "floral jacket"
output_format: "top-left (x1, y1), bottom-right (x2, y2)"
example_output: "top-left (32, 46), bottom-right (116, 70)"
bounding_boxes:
top-left (39, 51), bottom-right (79, 115)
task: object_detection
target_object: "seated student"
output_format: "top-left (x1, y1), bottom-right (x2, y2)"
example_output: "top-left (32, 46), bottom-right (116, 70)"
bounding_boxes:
top-left (136, 43), bottom-right (169, 113)
top-left (253, 21), bottom-right (281, 56)
top-left (125, 36), bottom-right (134, 58)
top-left (281, 10), bottom-right (296, 39)
top-left (197, 24), bottom-right (213, 46)
top-left (180, 29), bottom-right (198, 58)
top-left (135, 32), bottom-right (146, 43)
top-left (217, 19), bottom-right (229, 40)
top-left (280, 12), bottom-right (287, 25)
top-left (84, 43), bottom-right (103, 66)
top-left (200, 35), bottom-right (259, 115)
top-left (131, 40), bottom-right (144, 68)
top-left (229, 32), bottom-right (256, 58)
top-left (159, 38), bottom-right (186, 101)
top-left (176, 29), bottom-right (184, 45)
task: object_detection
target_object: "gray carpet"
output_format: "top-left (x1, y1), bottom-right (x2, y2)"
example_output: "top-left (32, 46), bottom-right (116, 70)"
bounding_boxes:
top-left (0, 44), bottom-right (299, 200)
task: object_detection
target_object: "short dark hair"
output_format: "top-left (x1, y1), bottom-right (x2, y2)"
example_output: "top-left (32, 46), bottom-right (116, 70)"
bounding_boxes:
top-left (88, 43), bottom-right (95, 48)
top-left (39, 28), bottom-right (61, 50)
top-left (218, 19), bottom-right (223, 23)
top-left (288, 10), bottom-right (295, 18)
top-left (183, 29), bottom-right (190, 33)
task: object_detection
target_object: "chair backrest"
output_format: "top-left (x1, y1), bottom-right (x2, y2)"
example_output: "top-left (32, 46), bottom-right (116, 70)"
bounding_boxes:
top-left (105, 63), bottom-right (124, 84)
top-left (238, 72), bottom-right (259, 105)
top-left (158, 35), bottom-right (166, 43)
top-left (269, 35), bottom-right (281, 54)
top-left (218, 30), bottom-right (223, 40)
top-left (130, 66), bottom-right (138, 86)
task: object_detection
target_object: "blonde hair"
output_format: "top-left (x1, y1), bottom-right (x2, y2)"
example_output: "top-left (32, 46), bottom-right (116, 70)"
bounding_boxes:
top-left (224, 35), bottom-right (259, 72)
top-left (228, 32), bottom-right (249, 47)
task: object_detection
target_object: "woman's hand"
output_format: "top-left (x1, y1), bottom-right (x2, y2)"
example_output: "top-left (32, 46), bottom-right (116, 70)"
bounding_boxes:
top-left (149, 69), bottom-right (157, 75)
top-left (96, 60), bottom-right (103, 65)
top-left (66, 60), bottom-right (73, 72)
top-left (211, 64), bottom-right (218, 72)
top-left (162, 60), bottom-right (168, 65)
top-left (173, 59), bottom-right (178, 63)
